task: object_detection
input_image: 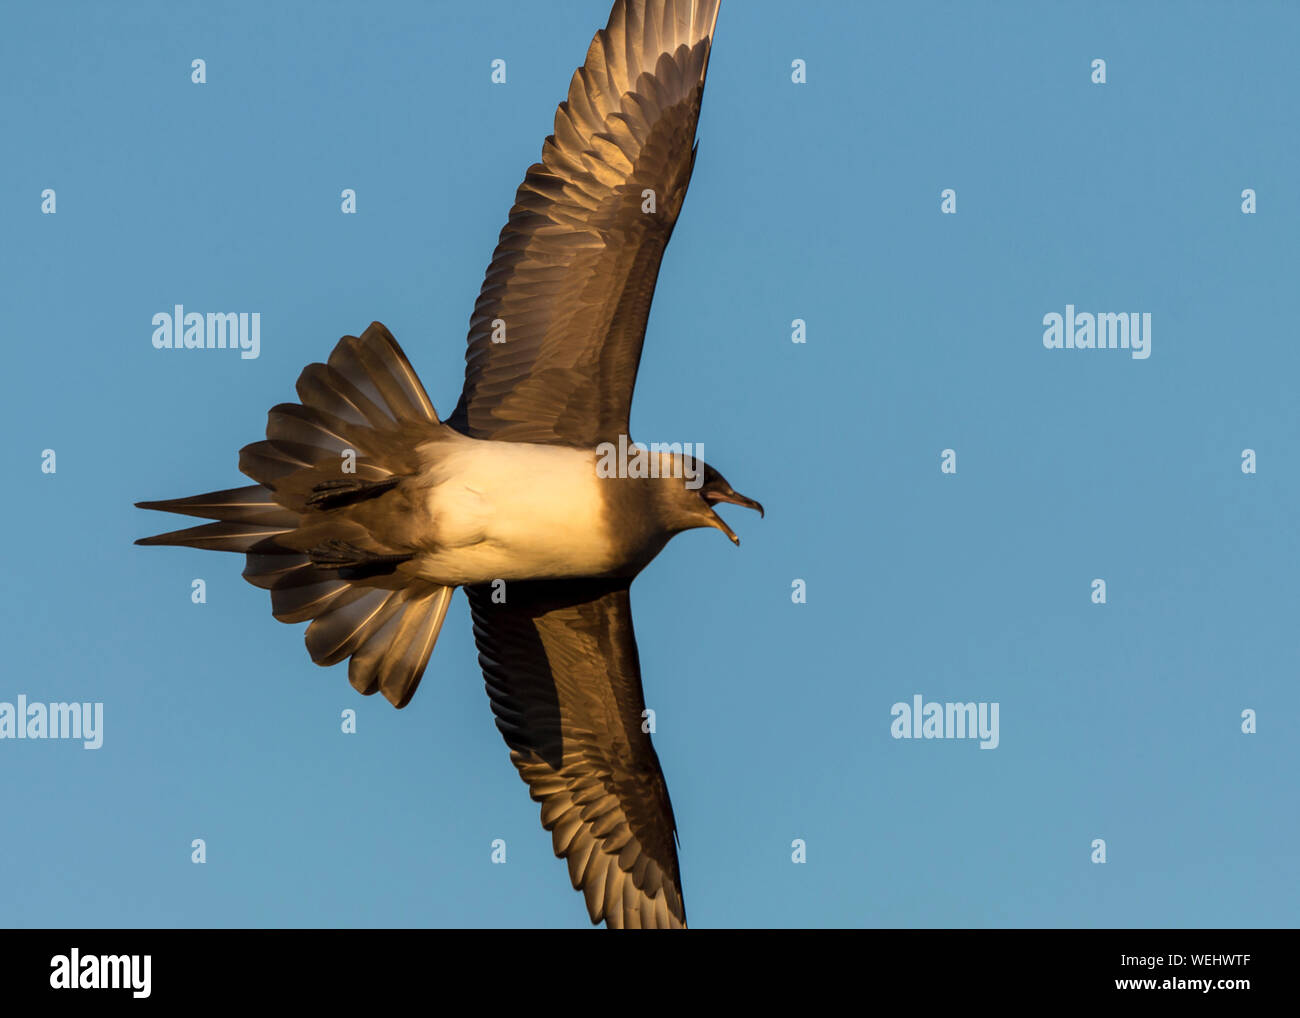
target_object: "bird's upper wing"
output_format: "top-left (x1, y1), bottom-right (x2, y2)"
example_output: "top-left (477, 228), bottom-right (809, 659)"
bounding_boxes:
top-left (447, 0), bottom-right (721, 447)
top-left (466, 578), bottom-right (686, 928)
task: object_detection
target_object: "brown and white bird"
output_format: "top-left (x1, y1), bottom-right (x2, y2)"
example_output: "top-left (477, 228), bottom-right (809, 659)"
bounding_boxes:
top-left (135, 0), bottom-right (759, 929)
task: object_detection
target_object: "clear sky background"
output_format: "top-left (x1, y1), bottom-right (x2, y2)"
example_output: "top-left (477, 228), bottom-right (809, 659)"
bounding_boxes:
top-left (1, 0), bottom-right (1296, 928)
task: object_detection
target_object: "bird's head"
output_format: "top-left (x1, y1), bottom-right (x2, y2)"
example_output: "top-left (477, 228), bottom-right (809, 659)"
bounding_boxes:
top-left (682, 459), bottom-right (764, 545)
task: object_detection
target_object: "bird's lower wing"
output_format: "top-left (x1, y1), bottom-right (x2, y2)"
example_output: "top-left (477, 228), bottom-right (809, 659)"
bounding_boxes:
top-left (466, 578), bottom-right (686, 928)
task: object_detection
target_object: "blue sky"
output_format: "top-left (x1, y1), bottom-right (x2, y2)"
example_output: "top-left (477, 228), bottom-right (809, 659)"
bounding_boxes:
top-left (1, 0), bottom-right (1296, 928)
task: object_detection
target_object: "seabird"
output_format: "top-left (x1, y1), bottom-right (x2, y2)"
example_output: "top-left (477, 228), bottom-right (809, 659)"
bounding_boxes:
top-left (135, 0), bottom-right (759, 929)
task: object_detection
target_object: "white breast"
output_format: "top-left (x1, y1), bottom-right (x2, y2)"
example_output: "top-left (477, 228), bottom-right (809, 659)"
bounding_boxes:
top-left (411, 433), bottom-right (617, 586)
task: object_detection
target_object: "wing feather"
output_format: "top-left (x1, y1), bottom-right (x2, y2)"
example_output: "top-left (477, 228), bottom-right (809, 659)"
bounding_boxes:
top-left (448, 0), bottom-right (722, 446)
top-left (467, 579), bottom-right (687, 928)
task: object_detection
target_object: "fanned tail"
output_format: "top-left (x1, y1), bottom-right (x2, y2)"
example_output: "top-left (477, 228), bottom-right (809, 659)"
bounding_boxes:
top-left (134, 321), bottom-right (455, 709)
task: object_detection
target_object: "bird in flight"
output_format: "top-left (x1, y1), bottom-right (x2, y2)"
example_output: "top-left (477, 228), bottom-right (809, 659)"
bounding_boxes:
top-left (136, 0), bottom-right (759, 928)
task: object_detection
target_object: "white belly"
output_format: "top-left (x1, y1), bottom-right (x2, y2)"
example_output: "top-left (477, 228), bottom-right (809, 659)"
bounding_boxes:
top-left (411, 434), bottom-right (617, 585)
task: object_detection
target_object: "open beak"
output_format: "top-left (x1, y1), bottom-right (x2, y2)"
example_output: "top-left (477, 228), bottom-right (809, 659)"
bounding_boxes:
top-left (704, 488), bottom-right (764, 545)
top-left (707, 488), bottom-right (765, 518)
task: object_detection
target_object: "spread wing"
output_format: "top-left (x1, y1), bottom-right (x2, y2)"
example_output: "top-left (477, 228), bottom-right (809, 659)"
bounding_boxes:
top-left (447, 0), bottom-right (721, 446)
top-left (467, 579), bottom-right (686, 928)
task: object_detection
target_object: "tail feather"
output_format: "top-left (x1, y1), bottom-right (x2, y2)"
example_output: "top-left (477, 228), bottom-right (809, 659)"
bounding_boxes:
top-left (306, 586), bottom-right (405, 665)
top-left (266, 402), bottom-right (358, 455)
top-left (294, 363), bottom-right (377, 428)
top-left (133, 519), bottom-right (293, 553)
top-left (300, 580), bottom-right (452, 708)
top-left (135, 485), bottom-right (295, 525)
top-left (135, 321), bottom-right (455, 710)
top-left (349, 584), bottom-right (454, 707)
top-left (326, 329), bottom-right (439, 426)
top-left (276, 579), bottom-right (375, 627)
top-left (241, 549), bottom-right (315, 591)
top-left (236, 442), bottom-right (319, 487)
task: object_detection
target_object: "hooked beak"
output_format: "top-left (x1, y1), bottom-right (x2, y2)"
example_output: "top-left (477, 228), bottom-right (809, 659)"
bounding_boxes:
top-left (704, 488), bottom-right (764, 545)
